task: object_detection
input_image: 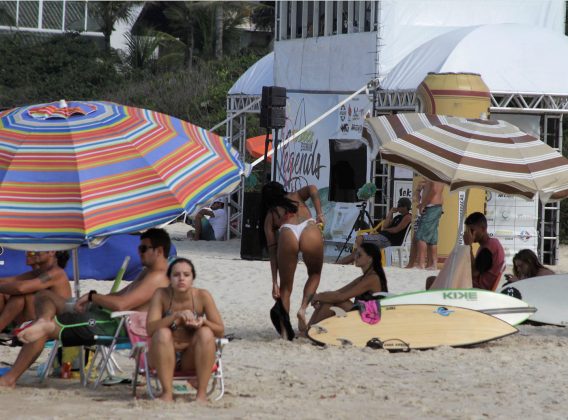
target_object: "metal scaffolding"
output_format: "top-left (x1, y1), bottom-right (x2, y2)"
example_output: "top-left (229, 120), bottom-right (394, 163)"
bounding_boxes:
top-left (224, 94), bottom-right (262, 239)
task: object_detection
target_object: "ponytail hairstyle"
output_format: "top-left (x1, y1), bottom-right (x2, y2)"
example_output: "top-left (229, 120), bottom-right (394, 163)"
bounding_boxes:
top-left (360, 242), bottom-right (388, 293)
top-left (261, 181), bottom-right (299, 215)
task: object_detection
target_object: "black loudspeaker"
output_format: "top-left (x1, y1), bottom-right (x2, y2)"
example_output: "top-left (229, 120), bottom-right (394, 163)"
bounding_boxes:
top-left (260, 85), bottom-right (287, 129)
top-left (240, 192), bottom-right (269, 260)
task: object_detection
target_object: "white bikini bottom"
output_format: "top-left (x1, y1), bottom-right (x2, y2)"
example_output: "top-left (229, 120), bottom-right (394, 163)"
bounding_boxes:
top-left (280, 218), bottom-right (316, 241)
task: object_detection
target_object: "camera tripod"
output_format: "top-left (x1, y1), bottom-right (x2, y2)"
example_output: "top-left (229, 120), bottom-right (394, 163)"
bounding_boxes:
top-left (335, 201), bottom-right (373, 263)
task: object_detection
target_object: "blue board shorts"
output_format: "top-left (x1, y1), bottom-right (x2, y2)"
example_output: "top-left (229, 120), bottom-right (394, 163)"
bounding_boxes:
top-left (415, 205), bottom-right (443, 245)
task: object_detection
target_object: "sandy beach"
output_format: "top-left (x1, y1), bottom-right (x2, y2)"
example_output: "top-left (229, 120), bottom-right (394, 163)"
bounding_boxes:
top-left (1, 222), bottom-right (567, 419)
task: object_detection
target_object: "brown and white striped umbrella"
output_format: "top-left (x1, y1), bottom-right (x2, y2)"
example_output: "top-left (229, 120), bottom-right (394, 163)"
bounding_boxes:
top-left (365, 113), bottom-right (568, 202)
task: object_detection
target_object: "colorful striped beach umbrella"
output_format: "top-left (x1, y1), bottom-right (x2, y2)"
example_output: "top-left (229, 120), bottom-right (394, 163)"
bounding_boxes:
top-left (0, 100), bottom-right (245, 250)
top-left (366, 113), bottom-right (568, 202)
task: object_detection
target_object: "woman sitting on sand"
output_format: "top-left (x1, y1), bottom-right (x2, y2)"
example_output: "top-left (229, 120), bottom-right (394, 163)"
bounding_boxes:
top-left (504, 249), bottom-right (555, 284)
top-left (308, 242), bottom-right (388, 326)
top-left (262, 181), bottom-right (325, 338)
top-left (146, 257), bottom-right (224, 403)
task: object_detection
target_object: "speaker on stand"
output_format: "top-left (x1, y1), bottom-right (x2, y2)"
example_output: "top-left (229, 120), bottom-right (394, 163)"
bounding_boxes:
top-left (260, 86), bottom-right (287, 181)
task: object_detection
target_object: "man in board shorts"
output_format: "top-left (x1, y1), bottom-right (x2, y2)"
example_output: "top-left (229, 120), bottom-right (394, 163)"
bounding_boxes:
top-left (0, 228), bottom-right (171, 388)
top-left (414, 180), bottom-right (444, 270)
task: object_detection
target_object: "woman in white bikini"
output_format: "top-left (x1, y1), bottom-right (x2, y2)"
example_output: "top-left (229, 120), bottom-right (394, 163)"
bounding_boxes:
top-left (262, 181), bottom-right (325, 338)
top-left (146, 258), bottom-right (224, 402)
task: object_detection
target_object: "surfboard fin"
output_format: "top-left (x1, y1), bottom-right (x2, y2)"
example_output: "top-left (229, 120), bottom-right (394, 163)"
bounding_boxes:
top-left (330, 306), bottom-right (347, 317)
top-left (312, 325), bottom-right (328, 334)
top-left (337, 337), bottom-right (353, 346)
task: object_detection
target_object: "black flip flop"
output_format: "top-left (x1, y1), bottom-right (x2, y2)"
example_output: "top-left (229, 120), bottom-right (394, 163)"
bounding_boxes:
top-left (270, 300), bottom-right (284, 336)
top-left (272, 299), bottom-right (295, 341)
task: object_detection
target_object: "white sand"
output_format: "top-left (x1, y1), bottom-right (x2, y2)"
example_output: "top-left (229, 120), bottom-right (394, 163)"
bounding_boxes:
top-left (1, 222), bottom-right (567, 419)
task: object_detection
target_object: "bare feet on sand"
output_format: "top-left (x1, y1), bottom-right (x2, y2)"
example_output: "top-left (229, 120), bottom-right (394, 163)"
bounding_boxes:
top-left (0, 376), bottom-right (15, 388)
top-left (297, 310), bottom-right (308, 335)
top-left (17, 318), bottom-right (55, 343)
top-left (159, 393), bottom-right (174, 402)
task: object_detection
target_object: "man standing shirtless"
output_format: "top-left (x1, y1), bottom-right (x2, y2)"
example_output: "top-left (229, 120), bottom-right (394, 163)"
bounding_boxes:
top-left (413, 180), bottom-right (444, 269)
top-left (0, 228), bottom-right (171, 388)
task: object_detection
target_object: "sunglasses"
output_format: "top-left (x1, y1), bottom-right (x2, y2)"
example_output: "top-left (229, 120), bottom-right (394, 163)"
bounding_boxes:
top-left (138, 245), bottom-right (155, 253)
top-left (26, 251), bottom-right (41, 256)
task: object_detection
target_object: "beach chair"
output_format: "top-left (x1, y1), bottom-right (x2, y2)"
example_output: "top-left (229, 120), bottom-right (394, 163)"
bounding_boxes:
top-left (353, 220), bottom-right (386, 260)
top-left (40, 257), bottom-right (131, 386)
top-left (383, 224), bottom-right (412, 267)
top-left (119, 311), bottom-right (228, 401)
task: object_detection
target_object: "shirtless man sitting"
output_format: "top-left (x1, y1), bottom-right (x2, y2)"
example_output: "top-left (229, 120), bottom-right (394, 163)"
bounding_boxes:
top-left (0, 228), bottom-right (171, 388)
top-left (0, 251), bottom-right (71, 334)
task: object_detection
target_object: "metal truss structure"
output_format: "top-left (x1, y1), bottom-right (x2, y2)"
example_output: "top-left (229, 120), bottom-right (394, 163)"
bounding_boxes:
top-left (224, 95), bottom-right (262, 238)
top-left (374, 89), bottom-right (568, 115)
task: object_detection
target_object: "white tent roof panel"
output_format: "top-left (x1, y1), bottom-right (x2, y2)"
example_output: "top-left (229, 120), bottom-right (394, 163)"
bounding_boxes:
top-left (228, 52), bottom-right (274, 96)
top-left (382, 23), bottom-right (568, 94)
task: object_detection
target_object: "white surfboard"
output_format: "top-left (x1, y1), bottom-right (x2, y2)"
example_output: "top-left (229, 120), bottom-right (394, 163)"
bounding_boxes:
top-left (499, 274), bottom-right (568, 326)
top-left (381, 289), bottom-right (535, 325)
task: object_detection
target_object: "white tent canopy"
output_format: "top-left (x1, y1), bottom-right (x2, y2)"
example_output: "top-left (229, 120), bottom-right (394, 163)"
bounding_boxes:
top-left (382, 23), bottom-right (568, 93)
top-left (228, 52), bottom-right (274, 96)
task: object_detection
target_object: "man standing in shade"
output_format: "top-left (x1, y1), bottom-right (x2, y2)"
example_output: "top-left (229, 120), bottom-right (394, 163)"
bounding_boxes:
top-left (413, 180), bottom-right (444, 269)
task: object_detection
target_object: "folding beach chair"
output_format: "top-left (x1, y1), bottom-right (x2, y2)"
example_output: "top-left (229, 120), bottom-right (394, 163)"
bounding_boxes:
top-left (383, 224), bottom-right (412, 267)
top-left (119, 311), bottom-right (228, 401)
top-left (40, 257), bottom-right (131, 386)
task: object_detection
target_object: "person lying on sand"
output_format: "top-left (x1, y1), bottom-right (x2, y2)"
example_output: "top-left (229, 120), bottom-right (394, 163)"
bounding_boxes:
top-left (146, 258), bottom-right (224, 403)
top-left (309, 243), bottom-right (388, 327)
top-left (0, 228), bottom-right (170, 388)
top-left (0, 251), bottom-right (71, 335)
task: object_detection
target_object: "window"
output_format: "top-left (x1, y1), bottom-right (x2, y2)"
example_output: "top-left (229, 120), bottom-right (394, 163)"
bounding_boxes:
top-left (295, 1), bottom-right (302, 38)
top-left (18, 1), bottom-right (39, 28)
top-left (65, 1), bottom-right (86, 32)
top-left (42, 1), bottom-right (63, 30)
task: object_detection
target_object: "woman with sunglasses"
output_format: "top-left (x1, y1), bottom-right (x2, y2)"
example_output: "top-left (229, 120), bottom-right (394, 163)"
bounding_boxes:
top-left (0, 251), bottom-right (71, 335)
top-left (308, 242), bottom-right (388, 327)
top-left (146, 257), bottom-right (224, 403)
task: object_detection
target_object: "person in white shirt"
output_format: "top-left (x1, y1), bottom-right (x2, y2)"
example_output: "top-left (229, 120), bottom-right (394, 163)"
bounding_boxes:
top-left (190, 200), bottom-right (227, 241)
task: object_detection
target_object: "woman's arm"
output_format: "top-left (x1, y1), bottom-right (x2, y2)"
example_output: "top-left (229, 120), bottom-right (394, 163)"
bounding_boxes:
top-left (146, 289), bottom-right (171, 336)
top-left (264, 213), bottom-right (280, 298)
top-left (298, 185), bottom-right (325, 224)
top-left (199, 290), bottom-right (224, 337)
top-left (315, 274), bottom-right (381, 304)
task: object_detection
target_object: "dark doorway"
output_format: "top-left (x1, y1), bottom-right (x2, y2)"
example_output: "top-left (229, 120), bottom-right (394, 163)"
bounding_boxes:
top-left (328, 139), bottom-right (367, 202)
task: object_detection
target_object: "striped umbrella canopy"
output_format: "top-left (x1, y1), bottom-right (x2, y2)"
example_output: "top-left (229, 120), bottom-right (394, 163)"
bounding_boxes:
top-left (366, 113), bottom-right (568, 202)
top-left (0, 100), bottom-right (245, 250)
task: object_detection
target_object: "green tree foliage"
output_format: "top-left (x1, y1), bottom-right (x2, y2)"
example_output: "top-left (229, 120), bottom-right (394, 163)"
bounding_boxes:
top-left (0, 32), bottom-right (119, 108)
top-left (250, 1), bottom-right (275, 32)
top-left (90, 1), bottom-right (140, 54)
top-left (101, 49), bottom-right (264, 133)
